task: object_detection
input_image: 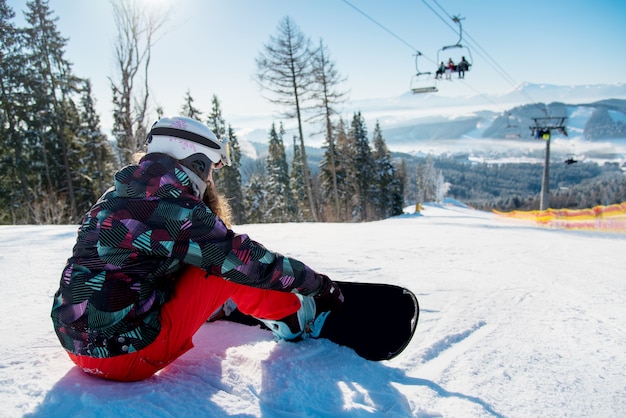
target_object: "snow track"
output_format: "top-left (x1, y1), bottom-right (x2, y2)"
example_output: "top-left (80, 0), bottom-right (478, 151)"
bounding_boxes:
top-left (1, 204), bottom-right (625, 417)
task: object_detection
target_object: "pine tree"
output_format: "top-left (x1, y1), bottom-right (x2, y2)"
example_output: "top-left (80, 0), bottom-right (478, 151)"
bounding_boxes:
top-left (206, 95), bottom-right (227, 188)
top-left (347, 112), bottom-right (374, 221)
top-left (415, 162), bottom-right (426, 206)
top-left (332, 118), bottom-right (351, 221)
top-left (371, 121), bottom-right (396, 219)
top-left (1, 0), bottom-right (111, 224)
top-left (206, 95), bottom-right (246, 224)
top-left (319, 121), bottom-right (342, 221)
top-left (77, 80), bottom-right (115, 202)
top-left (289, 136), bottom-right (307, 221)
top-left (390, 159), bottom-right (406, 216)
top-left (0, 0), bottom-right (32, 223)
top-left (206, 95), bottom-right (225, 134)
top-left (310, 39), bottom-right (348, 220)
top-left (265, 123), bottom-right (296, 222)
top-left (256, 16), bottom-right (318, 221)
top-left (244, 174), bottom-right (268, 224)
top-left (180, 90), bottom-right (203, 120)
top-left (221, 125), bottom-right (246, 225)
top-left (22, 0), bottom-right (83, 222)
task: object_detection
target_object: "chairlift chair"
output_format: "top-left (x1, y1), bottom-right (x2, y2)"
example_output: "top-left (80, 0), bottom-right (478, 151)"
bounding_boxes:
top-left (436, 15), bottom-right (473, 79)
top-left (410, 52), bottom-right (438, 94)
top-left (504, 112), bottom-right (522, 139)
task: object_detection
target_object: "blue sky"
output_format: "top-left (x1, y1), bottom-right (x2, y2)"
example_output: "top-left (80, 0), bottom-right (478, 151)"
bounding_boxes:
top-left (7, 0), bottom-right (626, 134)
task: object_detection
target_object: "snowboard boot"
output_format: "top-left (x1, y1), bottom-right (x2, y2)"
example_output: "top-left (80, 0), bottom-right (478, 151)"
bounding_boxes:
top-left (258, 294), bottom-right (331, 341)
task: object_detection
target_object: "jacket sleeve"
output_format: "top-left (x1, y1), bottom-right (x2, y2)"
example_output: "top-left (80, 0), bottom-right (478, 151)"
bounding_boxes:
top-left (173, 201), bottom-right (323, 296)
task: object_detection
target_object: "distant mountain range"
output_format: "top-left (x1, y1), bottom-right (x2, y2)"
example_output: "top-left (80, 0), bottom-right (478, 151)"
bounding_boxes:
top-left (235, 82), bottom-right (626, 164)
top-left (351, 82), bottom-right (626, 142)
top-left (382, 98), bottom-right (626, 143)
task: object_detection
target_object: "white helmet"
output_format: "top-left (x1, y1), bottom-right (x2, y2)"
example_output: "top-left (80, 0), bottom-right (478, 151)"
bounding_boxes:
top-left (146, 116), bottom-right (231, 179)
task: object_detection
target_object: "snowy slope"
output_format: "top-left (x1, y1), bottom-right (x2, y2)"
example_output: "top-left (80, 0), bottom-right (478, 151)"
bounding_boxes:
top-left (1, 204), bottom-right (625, 417)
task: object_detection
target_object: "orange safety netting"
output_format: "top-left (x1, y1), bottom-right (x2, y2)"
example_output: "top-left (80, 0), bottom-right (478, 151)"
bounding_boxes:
top-left (493, 202), bottom-right (626, 233)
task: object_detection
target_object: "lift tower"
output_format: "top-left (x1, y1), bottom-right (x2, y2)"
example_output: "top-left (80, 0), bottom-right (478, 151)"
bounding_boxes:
top-left (530, 116), bottom-right (568, 211)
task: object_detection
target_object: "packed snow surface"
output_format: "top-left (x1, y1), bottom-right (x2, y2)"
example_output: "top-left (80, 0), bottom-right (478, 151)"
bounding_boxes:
top-left (1, 203), bottom-right (624, 417)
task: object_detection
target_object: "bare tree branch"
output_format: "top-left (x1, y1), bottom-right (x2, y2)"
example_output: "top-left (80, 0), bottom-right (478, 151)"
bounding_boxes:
top-left (109, 0), bottom-right (168, 165)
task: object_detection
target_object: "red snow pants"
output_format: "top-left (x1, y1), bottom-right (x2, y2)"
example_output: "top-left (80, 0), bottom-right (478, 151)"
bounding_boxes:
top-left (68, 266), bottom-right (301, 381)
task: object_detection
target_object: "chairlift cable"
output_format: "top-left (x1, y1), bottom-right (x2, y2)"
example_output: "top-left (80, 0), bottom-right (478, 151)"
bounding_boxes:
top-left (460, 31), bottom-right (537, 104)
top-left (462, 31), bottom-right (517, 86)
top-left (339, 0), bottom-right (437, 66)
top-left (420, 0), bottom-right (458, 35)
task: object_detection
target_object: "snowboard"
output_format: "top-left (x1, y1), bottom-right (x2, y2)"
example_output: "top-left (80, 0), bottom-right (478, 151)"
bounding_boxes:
top-left (220, 281), bottom-right (419, 361)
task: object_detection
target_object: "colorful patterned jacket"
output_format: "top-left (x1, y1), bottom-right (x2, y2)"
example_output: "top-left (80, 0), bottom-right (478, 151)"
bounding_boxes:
top-left (51, 153), bottom-right (323, 358)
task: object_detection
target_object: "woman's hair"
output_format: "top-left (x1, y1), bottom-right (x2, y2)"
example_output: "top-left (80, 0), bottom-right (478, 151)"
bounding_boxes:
top-left (203, 181), bottom-right (233, 228)
top-left (130, 151), bottom-right (146, 164)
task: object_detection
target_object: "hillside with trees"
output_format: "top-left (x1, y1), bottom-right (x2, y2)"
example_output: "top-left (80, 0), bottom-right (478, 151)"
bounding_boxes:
top-left (400, 155), bottom-right (626, 211)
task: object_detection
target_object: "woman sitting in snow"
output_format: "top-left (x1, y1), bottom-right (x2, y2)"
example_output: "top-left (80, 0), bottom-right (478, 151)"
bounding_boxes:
top-left (51, 116), bottom-right (344, 381)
